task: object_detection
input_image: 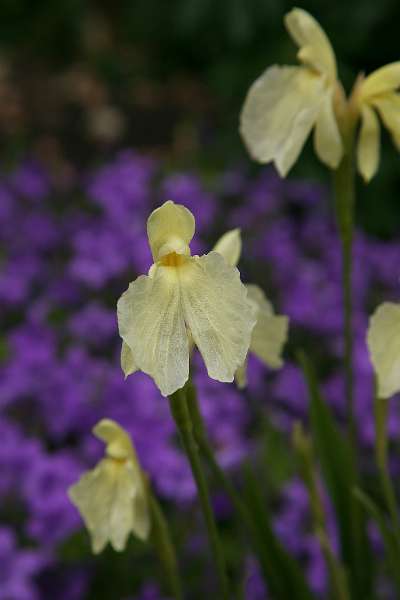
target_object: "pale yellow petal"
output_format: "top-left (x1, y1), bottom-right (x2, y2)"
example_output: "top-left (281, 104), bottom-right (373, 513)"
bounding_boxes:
top-left (147, 200), bottom-right (195, 261)
top-left (117, 266), bottom-right (189, 396)
top-left (121, 341), bottom-right (137, 378)
top-left (313, 89), bottom-right (343, 168)
top-left (360, 62), bottom-right (400, 100)
top-left (372, 93), bottom-right (400, 151)
top-left (213, 229), bottom-right (242, 267)
top-left (357, 104), bottom-right (380, 182)
top-left (68, 459), bottom-right (142, 553)
top-left (247, 285), bottom-right (288, 369)
top-left (240, 65), bottom-right (324, 176)
top-left (93, 418), bottom-right (134, 461)
top-left (284, 8), bottom-right (337, 80)
top-left (180, 252), bottom-right (256, 383)
top-left (367, 302), bottom-right (400, 399)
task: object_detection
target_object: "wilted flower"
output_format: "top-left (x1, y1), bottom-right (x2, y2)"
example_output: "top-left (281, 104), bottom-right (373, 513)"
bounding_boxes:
top-left (354, 63), bottom-right (400, 181)
top-left (367, 302), bottom-right (400, 398)
top-left (214, 229), bottom-right (288, 387)
top-left (240, 8), bottom-right (343, 176)
top-left (68, 419), bottom-right (150, 553)
top-left (117, 201), bottom-right (256, 396)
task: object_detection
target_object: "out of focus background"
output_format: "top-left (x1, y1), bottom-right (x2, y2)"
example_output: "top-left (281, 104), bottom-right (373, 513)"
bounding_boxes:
top-left (1, 1), bottom-right (400, 599)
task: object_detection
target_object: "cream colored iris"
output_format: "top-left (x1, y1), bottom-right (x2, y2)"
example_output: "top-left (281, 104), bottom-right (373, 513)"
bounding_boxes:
top-left (214, 229), bottom-right (289, 388)
top-left (355, 63), bottom-right (400, 182)
top-left (367, 303), bottom-right (400, 399)
top-left (117, 201), bottom-right (256, 397)
top-left (68, 419), bottom-right (150, 553)
top-left (240, 8), bottom-right (343, 176)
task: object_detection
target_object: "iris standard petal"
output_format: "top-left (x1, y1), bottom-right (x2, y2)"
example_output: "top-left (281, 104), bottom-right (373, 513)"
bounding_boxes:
top-left (357, 104), bottom-right (380, 182)
top-left (213, 228), bottom-right (242, 267)
top-left (247, 285), bottom-right (288, 369)
top-left (117, 266), bottom-right (189, 397)
top-left (180, 252), bottom-right (256, 383)
top-left (313, 89), bottom-right (343, 169)
top-left (147, 200), bottom-right (195, 261)
top-left (93, 418), bottom-right (135, 461)
top-left (121, 341), bottom-right (137, 378)
top-left (284, 8), bottom-right (337, 80)
top-left (360, 62), bottom-right (400, 99)
top-left (372, 93), bottom-right (400, 150)
top-left (367, 302), bottom-right (400, 399)
top-left (240, 65), bottom-right (324, 176)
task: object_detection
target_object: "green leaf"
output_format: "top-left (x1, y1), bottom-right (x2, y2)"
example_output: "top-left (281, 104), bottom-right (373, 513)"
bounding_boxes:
top-left (242, 463), bottom-right (316, 600)
top-left (298, 351), bottom-right (373, 598)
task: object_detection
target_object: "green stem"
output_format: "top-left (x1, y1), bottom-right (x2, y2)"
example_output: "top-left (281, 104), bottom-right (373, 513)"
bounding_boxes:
top-left (373, 391), bottom-right (400, 540)
top-left (168, 385), bottom-right (229, 599)
top-left (333, 147), bottom-right (356, 451)
top-left (149, 492), bottom-right (183, 600)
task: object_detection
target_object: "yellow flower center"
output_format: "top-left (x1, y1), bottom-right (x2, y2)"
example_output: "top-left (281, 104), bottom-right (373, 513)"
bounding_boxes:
top-left (159, 252), bottom-right (188, 268)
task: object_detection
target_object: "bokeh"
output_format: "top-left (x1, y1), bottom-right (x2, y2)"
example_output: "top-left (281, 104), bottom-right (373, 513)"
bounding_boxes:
top-left (1, 1), bottom-right (400, 599)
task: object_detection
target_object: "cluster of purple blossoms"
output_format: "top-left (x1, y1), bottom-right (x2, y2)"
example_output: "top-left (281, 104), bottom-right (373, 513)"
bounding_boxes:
top-left (1, 152), bottom-right (399, 598)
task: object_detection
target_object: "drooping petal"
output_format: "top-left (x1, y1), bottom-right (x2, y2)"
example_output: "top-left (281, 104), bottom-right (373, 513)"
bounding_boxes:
top-left (367, 302), bottom-right (400, 399)
top-left (117, 266), bottom-right (189, 396)
top-left (372, 93), bottom-right (400, 150)
top-left (357, 104), bottom-right (380, 182)
top-left (240, 65), bottom-right (324, 176)
top-left (121, 341), bottom-right (137, 378)
top-left (213, 228), bottom-right (242, 267)
top-left (235, 358), bottom-right (248, 389)
top-left (147, 200), bottom-right (195, 261)
top-left (284, 8), bottom-right (337, 80)
top-left (360, 62), bottom-right (400, 100)
top-left (180, 252), bottom-right (256, 383)
top-left (68, 458), bottom-right (149, 553)
top-left (247, 285), bottom-right (288, 369)
top-left (313, 89), bottom-right (343, 169)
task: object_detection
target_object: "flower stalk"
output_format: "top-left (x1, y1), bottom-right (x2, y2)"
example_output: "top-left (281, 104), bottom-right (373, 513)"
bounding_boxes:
top-left (168, 385), bottom-right (230, 599)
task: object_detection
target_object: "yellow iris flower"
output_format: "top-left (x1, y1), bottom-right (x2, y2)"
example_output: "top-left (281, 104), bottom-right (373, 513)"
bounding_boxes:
top-left (117, 201), bottom-right (256, 397)
top-left (367, 303), bottom-right (400, 399)
top-left (355, 63), bottom-right (400, 181)
top-left (214, 229), bottom-right (289, 387)
top-left (68, 419), bottom-right (150, 553)
top-left (240, 8), bottom-right (343, 176)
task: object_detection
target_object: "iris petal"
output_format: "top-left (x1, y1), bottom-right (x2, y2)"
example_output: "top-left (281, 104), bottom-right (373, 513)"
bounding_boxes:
top-left (367, 302), bottom-right (400, 399)
top-left (357, 104), bottom-right (380, 182)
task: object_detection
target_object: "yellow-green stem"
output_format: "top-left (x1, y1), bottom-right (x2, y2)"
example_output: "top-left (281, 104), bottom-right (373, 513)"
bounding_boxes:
top-left (168, 385), bottom-right (229, 599)
top-left (333, 147), bottom-right (356, 451)
top-left (149, 493), bottom-right (183, 600)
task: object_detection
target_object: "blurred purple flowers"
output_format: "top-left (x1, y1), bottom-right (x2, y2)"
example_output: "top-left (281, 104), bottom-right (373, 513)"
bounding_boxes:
top-left (1, 151), bottom-right (399, 598)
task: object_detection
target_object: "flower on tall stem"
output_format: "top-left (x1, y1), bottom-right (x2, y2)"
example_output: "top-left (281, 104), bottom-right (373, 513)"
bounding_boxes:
top-left (117, 201), bottom-right (256, 396)
top-left (240, 8), bottom-right (344, 176)
top-left (68, 419), bottom-right (150, 553)
top-left (214, 228), bottom-right (289, 387)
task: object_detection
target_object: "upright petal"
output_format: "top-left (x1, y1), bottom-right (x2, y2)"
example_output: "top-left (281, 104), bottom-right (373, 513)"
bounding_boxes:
top-left (117, 266), bottom-right (189, 396)
top-left (93, 419), bottom-right (134, 461)
top-left (367, 302), bottom-right (400, 399)
top-left (240, 65), bottom-right (324, 176)
top-left (180, 252), bottom-right (256, 383)
top-left (372, 93), bottom-right (400, 150)
top-left (121, 341), bottom-right (137, 378)
top-left (147, 200), bottom-right (195, 261)
top-left (213, 228), bottom-right (242, 267)
top-left (360, 63), bottom-right (400, 99)
top-left (313, 89), bottom-right (343, 169)
top-left (284, 8), bottom-right (337, 80)
top-left (247, 285), bottom-right (288, 369)
top-left (357, 104), bottom-right (380, 182)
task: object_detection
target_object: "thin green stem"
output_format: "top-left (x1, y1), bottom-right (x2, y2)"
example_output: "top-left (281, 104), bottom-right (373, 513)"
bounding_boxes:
top-left (373, 391), bottom-right (400, 541)
top-left (168, 386), bottom-right (229, 599)
top-left (333, 147), bottom-right (356, 451)
top-left (149, 492), bottom-right (183, 600)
